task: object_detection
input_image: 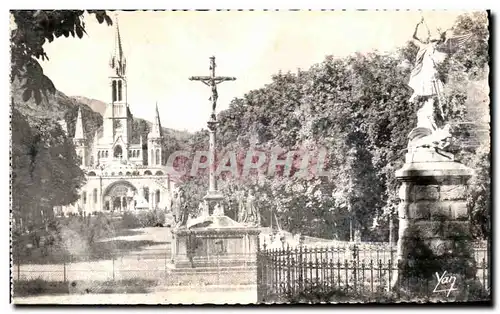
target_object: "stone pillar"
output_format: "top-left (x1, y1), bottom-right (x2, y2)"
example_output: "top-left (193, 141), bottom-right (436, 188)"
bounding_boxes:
top-left (203, 117), bottom-right (224, 211)
top-left (393, 148), bottom-right (484, 301)
top-left (208, 126), bottom-right (217, 194)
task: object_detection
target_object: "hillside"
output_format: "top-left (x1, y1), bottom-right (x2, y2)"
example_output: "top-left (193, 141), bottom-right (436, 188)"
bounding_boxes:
top-left (11, 79), bottom-right (103, 146)
top-left (11, 78), bottom-right (192, 156)
top-left (70, 95), bottom-right (192, 145)
top-left (71, 96), bottom-right (107, 116)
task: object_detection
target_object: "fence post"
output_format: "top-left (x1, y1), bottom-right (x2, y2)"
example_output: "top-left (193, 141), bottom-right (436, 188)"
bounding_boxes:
top-left (314, 247), bottom-right (319, 286)
top-left (298, 238), bottom-right (304, 292)
top-left (167, 250), bottom-right (168, 281)
top-left (352, 244), bottom-right (358, 293)
top-left (63, 255), bottom-right (67, 283)
top-left (262, 240), bottom-right (268, 302)
top-left (17, 252), bottom-right (20, 282)
top-left (256, 235), bottom-right (261, 303)
top-left (286, 244), bottom-right (291, 294)
top-left (387, 256), bottom-right (392, 293)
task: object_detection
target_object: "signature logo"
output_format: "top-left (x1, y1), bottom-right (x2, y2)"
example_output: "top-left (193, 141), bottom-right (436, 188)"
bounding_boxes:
top-left (433, 271), bottom-right (458, 297)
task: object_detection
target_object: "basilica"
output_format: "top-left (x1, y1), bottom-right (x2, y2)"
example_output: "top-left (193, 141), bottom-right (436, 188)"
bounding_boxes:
top-left (58, 20), bottom-right (174, 215)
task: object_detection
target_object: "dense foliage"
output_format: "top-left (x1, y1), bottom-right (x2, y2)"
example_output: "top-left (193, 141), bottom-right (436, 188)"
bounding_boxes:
top-left (11, 106), bottom-right (86, 226)
top-left (177, 12), bottom-right (490, 241)
top-left (11, 10), bottom-right (112, 228)
top-left (11, 10), bottom-right (112, 104)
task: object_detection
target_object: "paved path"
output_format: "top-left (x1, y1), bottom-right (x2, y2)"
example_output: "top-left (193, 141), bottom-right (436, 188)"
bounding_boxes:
top-left (13, 286), bottom-right (257, 305)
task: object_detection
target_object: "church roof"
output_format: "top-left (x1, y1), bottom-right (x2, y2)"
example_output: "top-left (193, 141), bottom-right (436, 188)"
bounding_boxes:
top-left (74, 107), bottom-right (85, 140)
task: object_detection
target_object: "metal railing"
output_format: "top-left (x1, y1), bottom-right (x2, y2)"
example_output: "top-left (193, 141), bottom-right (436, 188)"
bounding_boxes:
top-left (256, 242), bottom-right (490, 303)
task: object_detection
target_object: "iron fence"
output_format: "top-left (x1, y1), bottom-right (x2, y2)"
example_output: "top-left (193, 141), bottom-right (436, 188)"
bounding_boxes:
top-left (11, 250), bottom-right (257, 286)
top-left (256, 242), bottom-right (490, 303)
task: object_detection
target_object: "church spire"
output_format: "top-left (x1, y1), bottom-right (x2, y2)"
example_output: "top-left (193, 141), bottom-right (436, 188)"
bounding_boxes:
top-left (109, 14), bottom-right (126, 77)
top-left (148, 102), bottom-right (162, 139)
top-left (74, 107), bottom-right (85, 140)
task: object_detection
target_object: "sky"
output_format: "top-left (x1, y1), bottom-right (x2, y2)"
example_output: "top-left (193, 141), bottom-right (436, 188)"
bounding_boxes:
top-left (39, 10), bottom-right (469, 132)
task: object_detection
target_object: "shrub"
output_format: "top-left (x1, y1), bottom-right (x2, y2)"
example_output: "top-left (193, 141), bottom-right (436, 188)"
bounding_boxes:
top-left (121, 212), bottom-right (142, 229)
top-left (121, 210), bottom-right (166, 228)
top-left (281, 282), bottom-right (397, 303)
top-left (14, 279), bottom-right (69, 297)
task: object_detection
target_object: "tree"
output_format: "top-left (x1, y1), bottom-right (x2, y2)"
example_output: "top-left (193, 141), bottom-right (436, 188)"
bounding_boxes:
top-left (173, 12), bottom-right (490, 241)
top-left (11, 10), bottom-right (112, 229)
top-left (10, 10), bottom-right (112, 104)
top-left (12, 106), bottom-right (85, 228)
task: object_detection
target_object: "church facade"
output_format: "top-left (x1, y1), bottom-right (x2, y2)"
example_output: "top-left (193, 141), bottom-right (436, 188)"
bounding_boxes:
top-left (58, 19), bottom-right (174, 216)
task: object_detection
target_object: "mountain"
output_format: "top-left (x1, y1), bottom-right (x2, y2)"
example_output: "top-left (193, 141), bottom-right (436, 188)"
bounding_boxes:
top-left (68, 95), bottom-right (192, 145)
top-left (11, 79), bottom-right (103, 145)
top-left (11, 79), bottom-right (192, 159)
top-left (71, 96), bottom-right (107, 116)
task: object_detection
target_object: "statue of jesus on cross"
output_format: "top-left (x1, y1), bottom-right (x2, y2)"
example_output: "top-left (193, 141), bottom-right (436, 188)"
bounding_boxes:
top-left (189, 56), bottom-right (236, 119)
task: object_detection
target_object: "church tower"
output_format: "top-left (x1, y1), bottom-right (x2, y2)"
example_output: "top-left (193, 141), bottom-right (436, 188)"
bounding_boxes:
top-left (102, 16), bottom-right (133, 157)
top-left (73, 107), bottom-right (87, 167)
top-left (147, 103), bottom-right (163, 166)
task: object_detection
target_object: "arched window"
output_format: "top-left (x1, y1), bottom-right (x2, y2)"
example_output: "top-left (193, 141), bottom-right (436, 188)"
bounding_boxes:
top-left (98, 151), bottom-right (101, 158)
top-left (155, 171), bottom-right (163, 176)
top-left (128, 150), bottom-right (132, 158)
top-left (111, 172), bottom-right (115, 176)
top-left (88, 171), bottom-right (96, 176)
top-left (112, 80), bottom-right (117, 102)
top-left (118, 172), bottom-right (123, 176)
top-left (114, 145), bottom-right (123, 158)
top-left (118, 80), bottom-right (122, 101)
top-left (156, 190), bottom-right (160, 204)
top-left (126, 172), bottom-right (131, 176)
top-left (144, 187), bottom-right (149, 202)
top-left (144, 170), bottom-right (152, 176)
top-left (93, 188), bottom-right (98, 204)
top-left (150, 149), bottom-right (153, 165)
top-left (105, 151), bottom-right (108, 158)
top-left (136, 150), bottom-right (140, 157)
top-left (83, 191), bottom-right (87, 204)
top-left (155, 149), bottom-right (160, 165)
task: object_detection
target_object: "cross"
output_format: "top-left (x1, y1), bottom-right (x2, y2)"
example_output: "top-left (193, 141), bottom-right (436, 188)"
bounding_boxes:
top-left (189, 56), bottom-right (236, 119)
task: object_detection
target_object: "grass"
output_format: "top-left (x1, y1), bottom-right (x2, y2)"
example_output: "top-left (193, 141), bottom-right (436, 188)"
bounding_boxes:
top-left (14, 239), bottom-right (170, 264)
top-left (14, 278), bottom-right (159, 297)
top-left (13, 213), bottom-right (171, 264)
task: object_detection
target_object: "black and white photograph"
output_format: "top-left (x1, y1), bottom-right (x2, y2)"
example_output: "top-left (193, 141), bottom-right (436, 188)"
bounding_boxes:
top-left (9, 9), bottom-right (491, 305)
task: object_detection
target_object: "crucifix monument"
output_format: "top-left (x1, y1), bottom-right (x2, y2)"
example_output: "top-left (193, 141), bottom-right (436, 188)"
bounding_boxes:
top-left (169, 57), bottom-right (260, 274)
top-left (189, 56), bottom-right (236, 216)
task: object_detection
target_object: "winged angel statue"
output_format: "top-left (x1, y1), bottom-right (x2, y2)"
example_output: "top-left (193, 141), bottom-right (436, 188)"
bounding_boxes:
top-left (407, 17), bottom-right (472, 151)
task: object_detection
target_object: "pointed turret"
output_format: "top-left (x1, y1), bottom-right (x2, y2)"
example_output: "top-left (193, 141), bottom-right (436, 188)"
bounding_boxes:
top-left (147, 103), bottom-right (163, 165)
top-left (74, 107), bottom-right (85, 140)
top-left (148, 102), bottom-right (162, 139)
top-left (73, 107), bottom-right (87, 167)
top-left (109, 14), bottom-right (126, 77)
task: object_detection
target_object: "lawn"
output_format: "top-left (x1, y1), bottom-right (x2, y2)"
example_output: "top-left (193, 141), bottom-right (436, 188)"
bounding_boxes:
top-left (12, 214), bottom-right (172, 264)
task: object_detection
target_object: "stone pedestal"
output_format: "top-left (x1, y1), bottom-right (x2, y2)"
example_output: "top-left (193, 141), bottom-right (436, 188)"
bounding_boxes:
top-left (171, 215), bottom-right (260, 269)
top-left (393, 148), bottom-right (485, 301)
